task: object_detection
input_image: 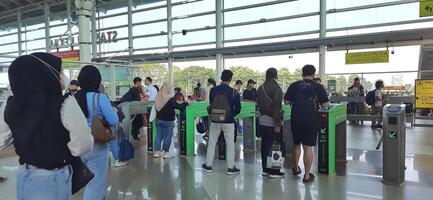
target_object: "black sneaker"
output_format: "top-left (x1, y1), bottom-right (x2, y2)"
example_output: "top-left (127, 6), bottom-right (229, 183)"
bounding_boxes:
top-left (269, 172), bottom-right (285, 179)
top-left (227, 167), bottom-right (240, 175)
top-left (202, 164), bottom-right (212, 173)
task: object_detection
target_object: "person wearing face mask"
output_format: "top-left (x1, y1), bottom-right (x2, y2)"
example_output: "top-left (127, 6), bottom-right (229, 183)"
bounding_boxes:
top-left (3, 53), bottom-right (93, 199)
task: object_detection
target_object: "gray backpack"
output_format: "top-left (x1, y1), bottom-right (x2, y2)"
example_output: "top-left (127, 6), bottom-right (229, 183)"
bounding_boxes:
top-left (208, 90), bottom-right (235, 122)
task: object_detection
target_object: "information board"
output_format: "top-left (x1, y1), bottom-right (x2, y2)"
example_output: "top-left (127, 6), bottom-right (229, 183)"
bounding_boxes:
top-left (345, 50), bottom-right (389, 65)
top-left (52, 50), bottom-right (79, 67)
top-left (415, 79), bottom-right (433, 108)
top-left (420, 0), bottom-right (433, 17)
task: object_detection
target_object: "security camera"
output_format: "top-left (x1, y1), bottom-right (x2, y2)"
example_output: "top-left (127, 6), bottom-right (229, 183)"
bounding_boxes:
top-left (391, 50), bottom-right (395, 54)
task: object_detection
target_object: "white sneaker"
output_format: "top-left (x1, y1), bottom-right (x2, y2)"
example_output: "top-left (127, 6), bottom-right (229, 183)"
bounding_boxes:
top-left (153, 151), bottom-right (162, 158)
top-left (114, 161), bottom-right (128, 168)
top-left (163, 152), bottom-right (174, 159)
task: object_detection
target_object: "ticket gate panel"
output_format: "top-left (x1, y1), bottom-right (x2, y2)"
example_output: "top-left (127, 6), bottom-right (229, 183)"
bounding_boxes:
top-left (318, 103), bottom-right (347, 175)
top-left (383, 104), bottom-right (406, 185)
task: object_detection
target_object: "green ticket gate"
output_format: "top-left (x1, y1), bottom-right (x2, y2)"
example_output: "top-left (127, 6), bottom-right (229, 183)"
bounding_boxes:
top-left (146, 103), bottom-right (157, 152)
top-left (318, 103), bottom-right (347, 175)
top-left (218, 102), bottom-right (257, 159)
top-left (146, 102), bottom-right (256, 156)
top-left (282, 104), bottom-right (293, 156)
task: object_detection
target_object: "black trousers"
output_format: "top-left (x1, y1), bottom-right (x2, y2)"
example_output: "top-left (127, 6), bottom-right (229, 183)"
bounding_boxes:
top-left (260, 125), bottom-right (283, 174)
top-left (132, 114), bottom-right (144, 139)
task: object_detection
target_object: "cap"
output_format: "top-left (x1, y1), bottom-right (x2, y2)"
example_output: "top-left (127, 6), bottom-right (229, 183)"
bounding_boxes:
top-left (247, 79), bottom-right (257, 85)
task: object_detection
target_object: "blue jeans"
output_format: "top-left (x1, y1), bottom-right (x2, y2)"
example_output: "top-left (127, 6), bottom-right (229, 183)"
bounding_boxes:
top-left (16, 164), bottom-right (72, 200)
top-left (81, 143), bottom-right (109, 200)
top-left (108, 139), bottom-right (120, 161)
top-left (155, 119), bottom-right (175, 152)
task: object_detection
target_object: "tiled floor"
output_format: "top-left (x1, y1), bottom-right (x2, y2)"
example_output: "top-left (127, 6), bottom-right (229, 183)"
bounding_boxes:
top-left (1, 122), bottom-right (433, 200)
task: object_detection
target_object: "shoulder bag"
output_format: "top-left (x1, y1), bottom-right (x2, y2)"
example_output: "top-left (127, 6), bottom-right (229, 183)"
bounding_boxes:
top-left (91, 93), bottom-right (116, 143)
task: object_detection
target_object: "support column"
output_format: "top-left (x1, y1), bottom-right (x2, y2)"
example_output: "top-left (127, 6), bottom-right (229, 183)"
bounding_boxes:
top-left (91, 2), bottom-right (97, 58)
top-left (128, 0), bottom-right (134, 55)
top-left (44, 3), bottom-right (50, 52)
top-left (66, 0), bottom-right (73, 49)
top-left (17, 10), bottom-right (22, 56)
top-left (167, 0), bottom-right (174, 83)
top-left (319, 0), bottom-right (326, 81)
top-left (215, 0), bottom-right (224, 82)
top-left (75, 0), bottom-right (93, 62)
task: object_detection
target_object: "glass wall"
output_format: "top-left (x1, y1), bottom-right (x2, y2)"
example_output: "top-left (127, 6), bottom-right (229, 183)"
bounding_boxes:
top-left (0, 0), bottom-right (430, 70)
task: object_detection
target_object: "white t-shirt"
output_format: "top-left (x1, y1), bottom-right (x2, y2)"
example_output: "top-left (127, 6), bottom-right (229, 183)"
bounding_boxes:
top-left (375, 89), bottom-right (383, 107)
top-left (0, 96), bottom-right (94, 156)
top-left (147, 85), bottom-right (157, 101)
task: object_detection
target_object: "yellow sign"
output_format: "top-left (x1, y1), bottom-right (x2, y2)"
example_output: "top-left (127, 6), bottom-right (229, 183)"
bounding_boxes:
top-left (345, 50), bottom-right (389, 65)
top-left (415, 79), bottom-right (433, 108)
top-left (383, 86), bottom-right (405, 90)
top-left (420, 1), bottom-right (433, 17)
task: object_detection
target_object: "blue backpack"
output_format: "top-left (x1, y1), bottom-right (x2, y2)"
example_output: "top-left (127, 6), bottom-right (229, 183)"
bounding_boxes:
top-left (365, 89), bottom-right (376, 106)
top-left (117, 127), bottom-right (134, 162)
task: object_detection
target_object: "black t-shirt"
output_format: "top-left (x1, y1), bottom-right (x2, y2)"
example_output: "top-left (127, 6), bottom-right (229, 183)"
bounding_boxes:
top-left (242, 88), bottom-right (257, 102)
top-left (284, 79), bottom-right (329, 122)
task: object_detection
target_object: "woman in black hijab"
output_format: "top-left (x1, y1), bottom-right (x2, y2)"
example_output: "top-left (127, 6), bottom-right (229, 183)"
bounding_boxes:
top-left (3, 52), bottom-right (93, 200)
top-left (75, 65), bottom-right (119, 200)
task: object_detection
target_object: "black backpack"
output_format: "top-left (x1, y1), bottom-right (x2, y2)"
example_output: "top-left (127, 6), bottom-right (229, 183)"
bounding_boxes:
top-left (365, 89), bottom-right (376, 106)
top-left (292, 81), bottom-right (319, 121)
top-left (208, 90), bottom-right (235, 123)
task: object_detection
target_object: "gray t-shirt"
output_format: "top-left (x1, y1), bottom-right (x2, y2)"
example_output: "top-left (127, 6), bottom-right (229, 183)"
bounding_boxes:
top-left (375, 89), bottom-right (383, 107)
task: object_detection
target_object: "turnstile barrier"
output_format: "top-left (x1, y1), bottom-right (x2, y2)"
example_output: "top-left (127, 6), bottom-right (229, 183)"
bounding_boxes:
top-left (382, 104), bottom-right (406, 185)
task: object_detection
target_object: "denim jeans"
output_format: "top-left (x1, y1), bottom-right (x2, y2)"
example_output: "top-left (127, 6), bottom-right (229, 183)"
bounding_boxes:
top-left (16, 164), bottom-right (72, 200)
top-left (108, 138), bottom-right (120, 161)
top-left (155, 119), bottom-right (175, 152)
top-left (81, 143), bottom-right (109, 200)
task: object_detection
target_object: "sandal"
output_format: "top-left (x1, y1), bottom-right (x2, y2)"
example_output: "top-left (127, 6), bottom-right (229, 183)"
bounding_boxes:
top-left (303, 173), bottom-right (315, 183)
top-left (292, 166), bottom-right (302, 176)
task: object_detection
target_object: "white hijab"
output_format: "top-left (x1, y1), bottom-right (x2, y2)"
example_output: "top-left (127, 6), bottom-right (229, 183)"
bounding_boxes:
top-left (155, 82), bottom-right (174, 111)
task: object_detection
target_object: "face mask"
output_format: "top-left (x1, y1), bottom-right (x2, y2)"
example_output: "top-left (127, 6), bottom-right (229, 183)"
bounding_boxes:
top-left (29, 55), bottom-right (67, 91)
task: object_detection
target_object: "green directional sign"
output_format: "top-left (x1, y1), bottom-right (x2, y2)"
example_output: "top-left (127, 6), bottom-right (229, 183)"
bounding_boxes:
top-left (420, 1), bottom-right (433, 17)
top-left (388, 131), bottom-right (398, 139)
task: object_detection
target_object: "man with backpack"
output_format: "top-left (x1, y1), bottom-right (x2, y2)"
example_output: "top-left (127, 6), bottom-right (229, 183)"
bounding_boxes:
top-left (370, 80), bottom-right (385, 129)
top-left (284, 65), bottom-right (330, 183)
top-left (202, 70), bottom-right (241, 175)
top-left (257, 68), bottom-right (285, 178)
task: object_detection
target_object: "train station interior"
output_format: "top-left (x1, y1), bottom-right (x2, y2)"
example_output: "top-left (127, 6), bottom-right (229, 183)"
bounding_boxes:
top-left (1, 0), bottom-right (433, 199)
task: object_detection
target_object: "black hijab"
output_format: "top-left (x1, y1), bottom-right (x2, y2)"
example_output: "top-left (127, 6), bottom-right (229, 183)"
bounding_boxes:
top-left (75, 65), bottom-right (102, 117)
top-left (5, 52), bottom-right (63, 151)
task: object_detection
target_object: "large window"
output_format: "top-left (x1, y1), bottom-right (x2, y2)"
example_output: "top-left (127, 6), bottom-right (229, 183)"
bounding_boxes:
top-left (225, 16), bottom-right (318, 40)
top-left (172, 15), bottom-right (215, 31)
top-left (172, 0), bottom-right (215, 16)
top-left (225, 0), bottom-right (319, 24)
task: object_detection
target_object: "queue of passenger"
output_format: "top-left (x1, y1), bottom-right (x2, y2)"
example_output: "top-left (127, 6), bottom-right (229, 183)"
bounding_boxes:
top-left (1, 53), bottom-right (359, 199)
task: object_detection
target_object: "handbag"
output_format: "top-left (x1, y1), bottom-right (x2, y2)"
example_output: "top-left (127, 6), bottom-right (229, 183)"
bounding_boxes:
top-left (91, 93), bottom-right (116, 143)
top-left (196, 118), bottom-right (207, 134)
top-left (266, 141), bottom-right (285, 170)
top-left (117, 126), bottom-right (135, 162)
top-left (71, 157), bottom-right (94, 194)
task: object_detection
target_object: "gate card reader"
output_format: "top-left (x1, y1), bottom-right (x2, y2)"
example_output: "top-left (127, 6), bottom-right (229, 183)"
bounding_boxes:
top-left (318, 103), bottom-right (347, 175)
top-left (383, 104), bottom-right (406, 186)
